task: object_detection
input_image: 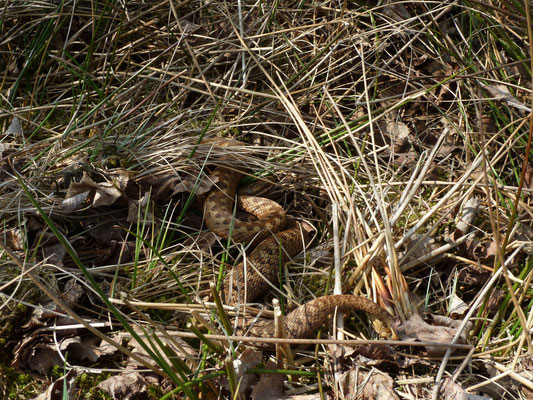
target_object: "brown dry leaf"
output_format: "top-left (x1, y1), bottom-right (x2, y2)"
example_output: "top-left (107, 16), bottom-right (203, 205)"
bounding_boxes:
top-left (469, 238), bottom-right (499, 264)
top-left (183, 231), bottom-right (219, 255)
top-left (438, 378), bottom-right (469, 400)
top-left (336, 369), bottom-right (397, 400)
top-left (485, 288), bottom-right (505, 315)
top-left (4, 228), bottom-right (24, 250)
top-left (329, 343), bottom-right (396, 369)
top-left (25, 278), bottom-right (84, 327)
top-left (457, 268), bottom-right (491, 287)
top-left (483, 363), bottom-right (522, 399)
top-left (33, 369), bottom-right (77, 400)
top-left (448, 294), bottom-right (469, 318)
top-left (12, 334), bottom-right (62, 375)
top-left (401, 234), bottom-right (438, 265)
top-left (393, 314), bottom-right (471, 355)
top-left (6, 116), bottom-right (23, 136)
top-left (250, 361), bottom-right (284, 400)
top-left (62, 191), bottom-right (90, 211)
top-left (221, 348), bottom-right (262, 395)
top-left (455, 197), bottom-right (481, 236)
top-left (58, 336), bottom-right (100, 362)
top-left (376, 116), bottom-right (410, 154)
top-left (95, 240), bottom-right (137, 265)
top-left (98, 372), bottom-right (154, 400)
top-left (250, 360), bottom-right (322, 400)
top-left (63, 172), bottom-right (122, 210)
top-left (139, 167), bottom-right (213, 203)
top-left (483, 84), bottom-right (531, 113)
top-left (12, 334), bottom-right (100, 375)
top-left (127, 328), bottom-right (198, 369)
top-left (86, 220), bottom-right (129, 243)
top-left (41, 242), bottom-right (66, 266)
top-left (524, 163), bottom-right (533, 194)
top-left (127, 193), bottom-right (155, 223)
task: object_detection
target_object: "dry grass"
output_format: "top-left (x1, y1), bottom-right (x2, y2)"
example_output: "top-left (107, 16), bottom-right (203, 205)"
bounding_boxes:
top-left (1, 0), bottom-right (532, 399)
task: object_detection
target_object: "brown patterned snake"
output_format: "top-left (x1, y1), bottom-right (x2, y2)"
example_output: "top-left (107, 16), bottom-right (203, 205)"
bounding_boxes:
top-left (204, 163), bottom-right (394, 341)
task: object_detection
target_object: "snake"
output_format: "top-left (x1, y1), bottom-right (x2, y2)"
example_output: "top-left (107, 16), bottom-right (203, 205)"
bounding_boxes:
top-left (204, 160), bottom-right (394, 342)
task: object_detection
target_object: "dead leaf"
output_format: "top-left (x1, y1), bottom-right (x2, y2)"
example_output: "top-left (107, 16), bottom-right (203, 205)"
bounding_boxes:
top-left (33, 369), bottom-right (77, 400)
top-left (98, 372), bottom-right (151, 400)
top-left (485, 288), bottom-right (505, 314)
top-left (13, 333), bottom-right (114, 377)
top-left (95, 240), bottom-right (137, 265)
top-left (469, 238), bottom-right (499, 264)
top-left (483, 84), bottom-right (531, 113)
top-left (12, 334), bottom-right (62, 375)
top-left (483, 363), bottom-right (522, 399)
top-left (24, 278), bottom-right (84, 327)
top-left (393, 314), bottom-right (471, 355)
top-left (6, 116), bottom-right (23, 136)
top-left (524, 163), bottom-right (533, 195)
top-left (59, 336), bottom-right (100, 363)
top-left (63, 172), bottom-right (122, 210)
top-left (4, 228), bottom-right (24, 250)
top-left (438, 378), bottom-right (469, 400)
top-left (455, 197), bottom-right (481, 235)
top-left (41, 243), bottom-right (66, 266)
top-left (401, 234), bottom-right (438, 265)
top-left (377, 118), bottom-right (410, 153)
top-left (250, 360), bottom-right (284, 400)
top-left (139, 166), bottom-right (213, 203)
top-left (221, 348), bottom-right (262, 395)
top-left (62, 191), bottom-right (90, 211)
top-left (127, 193), bottom-right (155, 223)
top-left (127, 327), bottom-right (198, 369)
top-left (448, 294), bottom-right (469, 318)
top-left (337, 369), bottom-right (398, 400)
top-left (329, 343), bottom-right (396, 368)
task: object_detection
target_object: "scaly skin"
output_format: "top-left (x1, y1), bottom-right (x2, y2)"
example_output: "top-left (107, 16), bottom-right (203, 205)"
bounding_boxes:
top-left (237, 295), bottom-right (395, 339)
top-left (204, 164), bottom-right (394, 341)
top-left (204, 167), bottom-right (286, 243)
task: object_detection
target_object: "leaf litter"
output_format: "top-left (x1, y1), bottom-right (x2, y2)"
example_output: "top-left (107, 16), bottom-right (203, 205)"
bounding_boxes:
top-left (0, 1), bottom-right (532, 399)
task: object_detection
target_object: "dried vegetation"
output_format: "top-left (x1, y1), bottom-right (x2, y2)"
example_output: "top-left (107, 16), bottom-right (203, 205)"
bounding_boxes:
top-left (1, 1), bottom-right (533, 399)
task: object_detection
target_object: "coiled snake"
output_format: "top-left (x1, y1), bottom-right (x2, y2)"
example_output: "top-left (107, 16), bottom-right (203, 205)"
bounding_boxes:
top-left (204, 151), bottom-right (394, 342)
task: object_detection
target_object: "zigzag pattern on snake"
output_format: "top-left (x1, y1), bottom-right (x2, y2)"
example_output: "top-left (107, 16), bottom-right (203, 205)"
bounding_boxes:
top-left (204, 159), bottom-right (394, 341)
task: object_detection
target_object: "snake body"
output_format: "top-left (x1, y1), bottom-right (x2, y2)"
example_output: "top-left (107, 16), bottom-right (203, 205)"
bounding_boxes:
top-left (204, 165), bottom-right (394, 340)
top-left (204, 167), bottom-right (286, 244)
